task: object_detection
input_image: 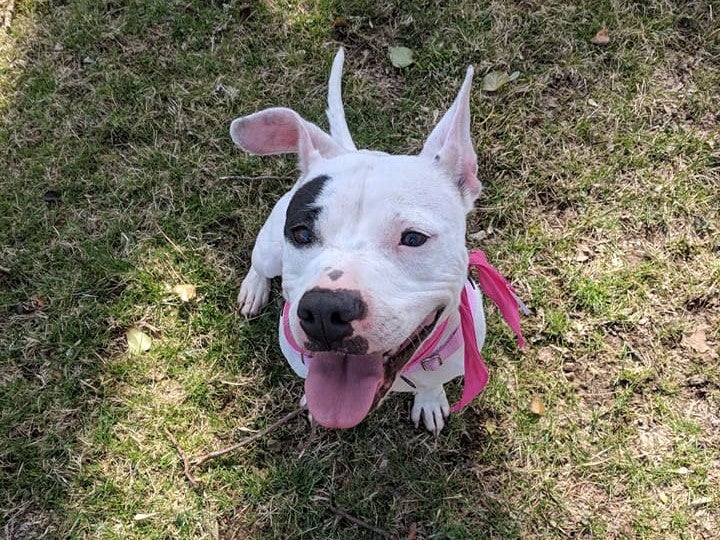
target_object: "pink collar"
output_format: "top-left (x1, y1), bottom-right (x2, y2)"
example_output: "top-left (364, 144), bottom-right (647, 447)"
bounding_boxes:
top-left (281, 250), bottom-right (527, 411)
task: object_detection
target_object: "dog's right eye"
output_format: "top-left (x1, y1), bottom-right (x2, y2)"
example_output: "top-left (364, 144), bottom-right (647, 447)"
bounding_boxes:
top-left (290, 225), bottom-right (315, 245)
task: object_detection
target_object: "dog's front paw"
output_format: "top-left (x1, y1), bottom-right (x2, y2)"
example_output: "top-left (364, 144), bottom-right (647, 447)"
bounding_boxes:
top-left (237, 267), bottom-right (270, 317)
top-left (411, 386), bottom-right (450, 436)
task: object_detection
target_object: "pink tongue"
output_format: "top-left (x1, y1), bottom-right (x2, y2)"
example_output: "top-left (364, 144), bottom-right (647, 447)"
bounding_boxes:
top-left (305, 352), bottom-right (384, 429)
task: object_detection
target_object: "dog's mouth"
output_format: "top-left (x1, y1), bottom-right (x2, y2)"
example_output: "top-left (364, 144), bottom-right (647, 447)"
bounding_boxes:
top-left (305, 309), bottom-right (443, 429)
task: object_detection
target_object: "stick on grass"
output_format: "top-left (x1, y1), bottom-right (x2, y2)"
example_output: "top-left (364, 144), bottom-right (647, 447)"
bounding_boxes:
top-left (329, 504), bottom-right (393, 539)
top-left (165, 406), bottom-right (307, 487)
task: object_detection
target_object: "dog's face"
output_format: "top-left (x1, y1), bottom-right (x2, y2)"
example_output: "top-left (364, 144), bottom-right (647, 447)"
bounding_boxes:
top-left (283, 153), bottom-right (470, 342)
top-left (231, 56), bottom-right (480, 428)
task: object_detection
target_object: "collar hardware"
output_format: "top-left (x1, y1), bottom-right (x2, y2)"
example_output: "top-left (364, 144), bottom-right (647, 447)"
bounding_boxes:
top-left (420, 354), bottom-right (444, 372)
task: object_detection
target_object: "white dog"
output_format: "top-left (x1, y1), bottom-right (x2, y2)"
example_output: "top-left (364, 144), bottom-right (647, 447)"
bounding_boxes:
top-left (232, 49), bottom-right (525, 435)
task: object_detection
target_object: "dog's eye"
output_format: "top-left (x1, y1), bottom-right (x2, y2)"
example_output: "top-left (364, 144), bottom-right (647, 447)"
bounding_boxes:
top-left (291, 225), bottom-right (315, 245)
top-left (400, 230), bottom-right (429, 247)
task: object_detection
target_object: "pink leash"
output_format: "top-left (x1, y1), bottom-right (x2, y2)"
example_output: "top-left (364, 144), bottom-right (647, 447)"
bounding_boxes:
top-left (450, 250), bottom-right (527, 411)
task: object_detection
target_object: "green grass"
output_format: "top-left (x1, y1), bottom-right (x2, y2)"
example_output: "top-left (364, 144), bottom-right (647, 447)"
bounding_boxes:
top-left (1, 0), bottom-right (719, 538)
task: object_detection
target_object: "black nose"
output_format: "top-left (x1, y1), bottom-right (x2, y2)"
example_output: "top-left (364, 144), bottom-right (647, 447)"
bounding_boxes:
top-left (297, 288), bottom-right (367, 350)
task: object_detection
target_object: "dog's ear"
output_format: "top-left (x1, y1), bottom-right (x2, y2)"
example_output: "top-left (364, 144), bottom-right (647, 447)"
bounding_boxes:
top-left (230, 107), bottom-right (346, 174)
top-left (420, 67), bottom-right (481, 207)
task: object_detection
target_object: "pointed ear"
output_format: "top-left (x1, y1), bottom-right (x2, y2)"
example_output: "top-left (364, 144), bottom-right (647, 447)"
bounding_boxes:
top-left (420, 67), bottom-right (481, 206)
top-left (230, 107), bottom-right (346, 174)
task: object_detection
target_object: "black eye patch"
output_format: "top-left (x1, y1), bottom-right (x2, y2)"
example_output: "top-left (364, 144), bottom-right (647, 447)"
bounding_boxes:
top-left (284, 175), bottom-right (331, 247)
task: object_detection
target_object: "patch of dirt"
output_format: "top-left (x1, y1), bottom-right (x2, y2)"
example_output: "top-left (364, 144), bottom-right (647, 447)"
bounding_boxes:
top-left (560, 480), bottom-right (634, 539)
top-left (3, 503), bottom-right (58, 540)
top-left (219, 506), bottom-right (261, 540)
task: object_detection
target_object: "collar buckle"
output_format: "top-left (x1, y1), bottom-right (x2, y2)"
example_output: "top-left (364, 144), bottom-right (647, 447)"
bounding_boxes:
top-left (421, 354), bottom-right (444, 372)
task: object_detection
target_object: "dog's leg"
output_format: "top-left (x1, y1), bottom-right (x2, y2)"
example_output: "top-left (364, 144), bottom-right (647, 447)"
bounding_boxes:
top-left (238, 267), bottom-right (271, 316)
top-left (238, 191), bottom-right (292, 316)
top-left (411, 385), bottom-right (451, 436)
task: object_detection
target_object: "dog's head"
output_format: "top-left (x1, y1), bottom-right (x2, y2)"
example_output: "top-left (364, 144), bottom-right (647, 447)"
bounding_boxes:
top-left (231, 50), bottom-right (481, 429)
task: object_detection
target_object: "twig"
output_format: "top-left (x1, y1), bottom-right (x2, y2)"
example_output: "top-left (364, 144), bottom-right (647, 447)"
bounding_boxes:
top-left (165, 406), bottom-right (306, 487)
top-left (155, 224), bottom-right (185, 255)
top-left (219, 174), bottom-right (290, 181)
top-left (329, 504), bottom-right (393, 539)
top-left (2, 0), bottom-right (15, 29)
top-left (163, 427), bottom-right (200, 489)
top-left (191, 405), bottom-right (307, 469)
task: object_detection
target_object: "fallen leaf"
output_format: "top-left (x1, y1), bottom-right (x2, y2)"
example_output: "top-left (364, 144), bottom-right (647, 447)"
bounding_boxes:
top-left (127, 327), bottom-right (152, 355)
top-left (331, 16), bottom-right (349, 39)
top-left (31, 294), bottom-right (48, 309)
top-left (43, 190), bottom-right (61, 204)
top-left (214, 83), bottom-right (239, 100)
top-left (686, 374), bottom-right (708, 387)
top-left (682, 328), bottom-right (710, 354)
top-left (484, 418), bottom-right (497, 434)
top-left (482, 70), bottom-right (510, 92)
top-left (591, 27), bottom-right (610, 45)
top-left (388, 46), bottom-right (414, 68)
top-left (407, 522), bottom-right (418, 540)
top-left (574, 244), bottom-right (594, 262)
top-left (133, 513), bottom-right (157, 522)
top-left (530, 395), bottom-right (545, 416)
top-left (691, 497), bottom-right (711, 507)
top-left (173, 283), bottom-right (197, 302)
top-left (331, 16), bottom-right (348, 28)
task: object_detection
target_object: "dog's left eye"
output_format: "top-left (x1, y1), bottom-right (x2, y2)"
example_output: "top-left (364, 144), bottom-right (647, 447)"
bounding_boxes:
top-left (291, 225), bottom-right (315, 245)
top-left (400, 230), bottom-right (429, 247)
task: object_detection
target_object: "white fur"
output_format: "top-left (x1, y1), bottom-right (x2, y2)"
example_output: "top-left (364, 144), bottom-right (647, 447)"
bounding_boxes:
top-left (232, 49), bottom-right (484, 433)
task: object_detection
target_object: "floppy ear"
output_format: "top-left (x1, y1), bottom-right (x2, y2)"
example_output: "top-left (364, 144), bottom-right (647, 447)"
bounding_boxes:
top-left (420, 67), bottom-right (481, 207)
top-left (230, 107), bottom-right (346, 174)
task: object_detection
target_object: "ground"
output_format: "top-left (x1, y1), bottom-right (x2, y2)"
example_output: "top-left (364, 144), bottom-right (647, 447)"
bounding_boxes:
top-left (0, 0), bottom-right (718, 539)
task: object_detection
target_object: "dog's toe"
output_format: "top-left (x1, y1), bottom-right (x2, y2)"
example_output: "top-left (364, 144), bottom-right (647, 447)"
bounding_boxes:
top-left (299, 394), bottom-right (314, 425)
top-left (411, 386), bottom-right (450, 435)
top-left (238, 268), bottom-right (270, 316)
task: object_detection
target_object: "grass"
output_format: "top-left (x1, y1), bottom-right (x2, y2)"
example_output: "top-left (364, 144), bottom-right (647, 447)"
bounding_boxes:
top-left (1, 0), bottom-right (718, 538)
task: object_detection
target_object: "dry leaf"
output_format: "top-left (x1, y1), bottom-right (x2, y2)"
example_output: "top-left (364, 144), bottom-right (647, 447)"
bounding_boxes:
top-left (133, 513), bottom-right (157, 522)
top-left (682, 328), bottom-right (710, 353)
top-left (530, 395), bottom-right (545, 416)
top-left (388, 46), bottom-right (414, 68)
top-left (484, 418), bottom-right (497, 434)
top-left (31, 294), bottom-right (48, 309)
top-left (591, 27), bottom-right (610, 45)
top-left (407, 522), bottom-right (418, 540)
top-left (482, 70), bottom-right (510, 92)
top-left (173, 283), bottom-right (197, 302)
top-left (331, 16), bottom-right (348, 28)
top-left (127, 327), bottom-right (152, 355)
